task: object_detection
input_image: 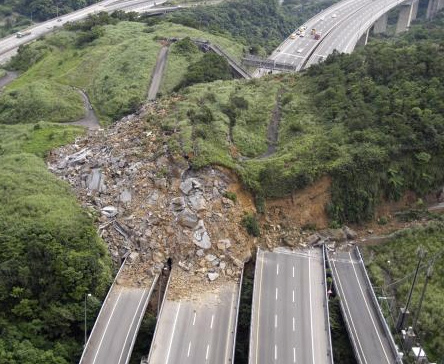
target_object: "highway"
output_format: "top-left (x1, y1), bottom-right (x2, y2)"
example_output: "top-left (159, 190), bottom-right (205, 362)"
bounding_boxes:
top-left (80, 279), bottom-right (158, 364)
top-left (147, 281), bottom-right (239, 364)
top-left (249, 247), bottom-right (332, 364)
top-left (0, 0), bottom-right (165, 65)
top-left (328, 249), bottom-right (400, 364)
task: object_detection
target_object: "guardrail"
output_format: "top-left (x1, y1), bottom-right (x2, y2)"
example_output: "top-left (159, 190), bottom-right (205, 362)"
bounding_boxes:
top-left (231, 263), bottom-right (245, 363)
top-left (322, 245), bottom-right (334, 364)
top-left (355, 247), bottom-right (403, 363)
top-left (248, 248), bottom-right (261, 362)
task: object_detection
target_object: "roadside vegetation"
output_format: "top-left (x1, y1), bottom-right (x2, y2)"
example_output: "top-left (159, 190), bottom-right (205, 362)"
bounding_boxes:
top-left (363, 222), bottom-right (444, 361)
top-left (0, 122), bottom-right (112, 363)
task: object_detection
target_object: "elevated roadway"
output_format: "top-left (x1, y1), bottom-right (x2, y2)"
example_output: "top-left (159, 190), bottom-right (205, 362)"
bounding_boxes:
top-left (328, 248), bottom-right (402, 364)
top-left (147, 269), bottom-right (240, 364)
top-left (79, 262), bottom-right (158, 364)
top-left (249, 247), bottom-right (332, 364)
top-left (0, 0), bottom-right (166, 65)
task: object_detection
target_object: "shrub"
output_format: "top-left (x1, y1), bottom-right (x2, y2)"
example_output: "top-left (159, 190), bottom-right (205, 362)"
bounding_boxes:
top-left (242, 213), bottom-right (260, 237)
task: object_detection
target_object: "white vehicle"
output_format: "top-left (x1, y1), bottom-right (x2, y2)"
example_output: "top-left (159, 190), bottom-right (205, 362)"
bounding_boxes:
top-left (297, 48), bottom-right (303, 53)
top-left (332, 13), bottom-right (337, 18)
top-left (290, 33), bottom-right (297, 39)
top-left (300, 31), bottom-right (306, 37)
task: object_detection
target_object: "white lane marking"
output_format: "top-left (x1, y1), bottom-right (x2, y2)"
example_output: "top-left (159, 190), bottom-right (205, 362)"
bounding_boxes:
top-left (254, 250), bottom-right (265, 364)
top-left (349, 252), bottom-right (391, 364)
top-left (274, 345), bottom-right (277, 361)
top-left (332, 259), bottom-right (366, 364)
top-left (117, 288), bottom-right (148, 364)
top-left (275, 314), bottom-right (278, 328)
top-left (293, 317), bottom-right (295, 332)
top-left (192, 311), bottom-right (196, 326)
top-left (165, 301), bottom-right (181, 364)
top-left (293, 347), bottom-right (296, 363)
top-left (210, 314), bottom-right (214, 329)
top-left (292, 290), bottom-right (295, 303)
top-left (292, 266), bottom-right (295, 278)
top-left (205, 344), bottom-right (210, 360)
top-left (187, 341), bottom-right (191, 357)
top-left (276, 287), bottom-right (278, 301)
top-left (308, 253), bottom-right (315, 364)
top-left (276, 264), bottom-right (279, 275)
top-left (92, 289), bottom-right (123, 364)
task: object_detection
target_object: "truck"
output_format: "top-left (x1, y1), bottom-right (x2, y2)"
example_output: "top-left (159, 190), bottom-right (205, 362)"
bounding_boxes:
top-left (16, 31), bottom-right (31, 38)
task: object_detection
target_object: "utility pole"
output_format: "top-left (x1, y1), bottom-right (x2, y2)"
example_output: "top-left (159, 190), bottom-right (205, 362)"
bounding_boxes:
top-left (396, 246), bottom-right (426, 331)
top-left (412, 263), bottom-right (433, 331)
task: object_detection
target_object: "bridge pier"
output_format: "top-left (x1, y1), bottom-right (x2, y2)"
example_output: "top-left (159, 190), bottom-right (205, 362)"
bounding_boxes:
top-left (373, 13), bottom-right (388, 34)
top-left (357, 28), bottom-right (370, 46)
top-left (396, 1), bottom-right (416, 34)
top-left (427, 0), bottom-right (444, 18)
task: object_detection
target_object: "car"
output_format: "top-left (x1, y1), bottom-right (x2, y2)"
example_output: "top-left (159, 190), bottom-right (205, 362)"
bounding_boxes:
top-left (300, 31), bottom-right (305, 37)
top-left (57, 18), bottom-right (62, 22)
top-left (320, 16), bottom-right (325, 21)
top-left (290, 33), bottom-right (297, 39)
top-left (332, 13), bottom-right (337, 18)
top-left (297, 48), bottom-right (303, 53)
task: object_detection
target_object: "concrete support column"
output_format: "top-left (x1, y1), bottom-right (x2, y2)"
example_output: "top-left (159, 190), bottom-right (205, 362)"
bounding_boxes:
top-left (357, 28), bottom-right (370, 47)
top-left (411, 0), bottom-right (419, 20)
top-left (373, 13), bottom-right (388, 34)
top-left (426, 0), bottom-right (444, 18)
top-left (396, 2), bottom-right (414, 34)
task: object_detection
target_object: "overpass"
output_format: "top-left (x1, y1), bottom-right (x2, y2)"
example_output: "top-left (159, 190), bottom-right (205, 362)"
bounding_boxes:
top-left (327, 247), bottom-right (403, 364)
top-left (79, 260), bottom-right (158, 364)
top-left (249, 247), bottom-right (333, 364)
top-left (251, 0), bottom-right (443, 74)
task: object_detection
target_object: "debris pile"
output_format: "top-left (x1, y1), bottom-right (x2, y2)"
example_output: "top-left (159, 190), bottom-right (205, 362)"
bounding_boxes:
top-left (48, 113), bottom-right (253, 289)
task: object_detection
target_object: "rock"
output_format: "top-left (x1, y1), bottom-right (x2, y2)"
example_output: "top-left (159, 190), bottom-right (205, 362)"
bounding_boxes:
top-left (207, 272), bottom-right (219, 281)
top-left (193, 220), bottom-right (211, 249)
top-left (127, 252), bottom-right (139, 264)
top-left (281, 235), bottom-right (296, 247)
top-left (343, 226), bottom-right (358, 240)
top-left (219, 261), bottom-right (226, 269)
top-left (196, 249), bottom-right (204, 257)
top-left (120, 189), bottom-right (132, 203)
top-left (171, 196), bottom-right (185, 211)
top-left (65, 148), bottom-right (90, 167)
top-left (221, 197), bottom-right (235, 207)
top-left (154, 178), bottom-right (167, 190)
top-left (177, 209), bottom-right (199, 228)
top-left (178, 261), bottom-right (191, 271)
top-left (101, 206), bottom-right (118, 218)
top-left (205, 254), bottom-right (217, 262)
top-left (217, 239), bottom-right (231, 251)
top-left (180, 178), bottom-right (202, 195)
top-left (227, 254), bottom-right (244, 268)
top-left (188, 192), bottom-right (207, 211)
top-left (324, 228), bottom-right (347, 242)
top-left (87, 168), bottom-right (106, 192)
top-left (226, 269), bottom-right (233, 276)
top-left (147, 190), bottom-right (159, 206)
top-left (307, 234), bottom-right (321, 245)
top-left (153, 251), bottom-right (165, 263)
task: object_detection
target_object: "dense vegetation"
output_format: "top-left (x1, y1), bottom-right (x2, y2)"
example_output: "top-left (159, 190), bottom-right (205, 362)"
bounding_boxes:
top-left (168, 0), bottom-right (337, 54)
top-left (155, 13), bottom-right (444, 225)
top-left (0, 122), bottom-right (112, 363)
top-left (364, 223), bottom-right (444, 361)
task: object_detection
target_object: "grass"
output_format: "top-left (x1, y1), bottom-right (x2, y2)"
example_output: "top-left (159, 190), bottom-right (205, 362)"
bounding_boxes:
top-left (0, 68), bottom-right (6, 78)
top-left (4, 21), bottom-right (243, 125)
top-left (363, 223), bottom-right (444, 361)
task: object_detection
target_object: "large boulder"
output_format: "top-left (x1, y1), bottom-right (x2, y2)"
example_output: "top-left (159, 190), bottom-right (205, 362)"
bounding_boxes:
top-left (177, 209), bottom-right (199, 228)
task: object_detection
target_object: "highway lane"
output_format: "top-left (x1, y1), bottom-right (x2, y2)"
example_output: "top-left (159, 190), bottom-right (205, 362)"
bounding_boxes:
top-left (147, 282), bottom-right (239, 364)
top-left (329, 250), bottom-right (398, 364)
top-left (80, 280), bottom-right (158, 364)
top-left (305, 0), bottom-right (406, 67)
top-left (249, 247), bottom-right (331, 364)
top-left (0, 0), bottom-right (165, 65)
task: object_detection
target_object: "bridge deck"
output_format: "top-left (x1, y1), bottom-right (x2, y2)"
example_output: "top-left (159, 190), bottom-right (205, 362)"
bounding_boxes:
top-left (328, 248), bottom-right (401, 364)
top-left (249, 247), bottom-right (332, 364)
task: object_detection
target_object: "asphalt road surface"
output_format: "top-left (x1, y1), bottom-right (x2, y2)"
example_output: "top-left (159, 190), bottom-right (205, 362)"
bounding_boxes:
top-left (249, 247), bottom-right (331, 364)
top-left (147, 282), bottom-right (239, 364)
top-left (329, 250), bottom-right (399, 364)
top-left (80, 279), bottom-right (158, 364)
top-left (0, 0), bottom-right (165, 65)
